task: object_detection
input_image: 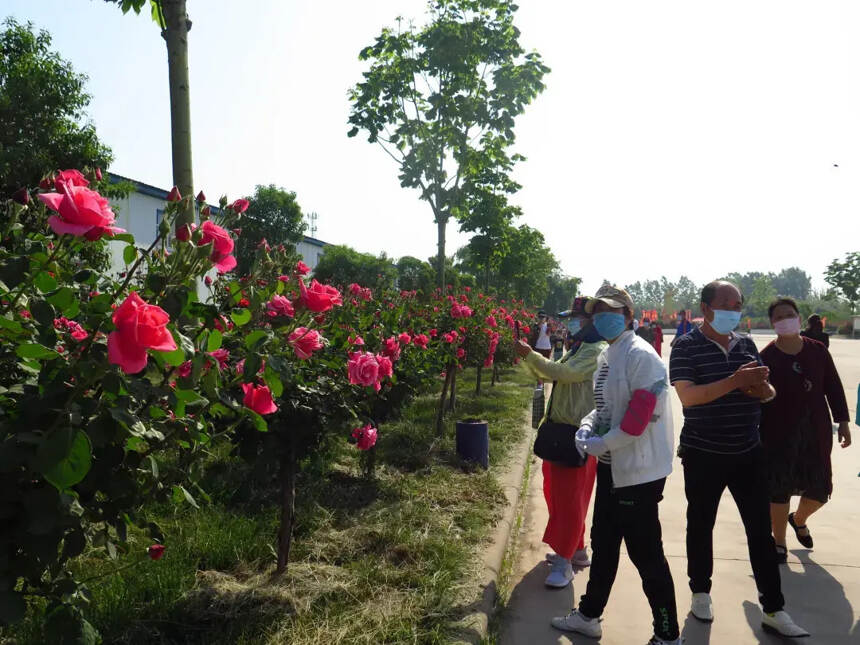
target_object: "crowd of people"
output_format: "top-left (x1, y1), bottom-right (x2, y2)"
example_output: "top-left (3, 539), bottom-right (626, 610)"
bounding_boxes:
top-left (516, 280), bottom-right (853, 645)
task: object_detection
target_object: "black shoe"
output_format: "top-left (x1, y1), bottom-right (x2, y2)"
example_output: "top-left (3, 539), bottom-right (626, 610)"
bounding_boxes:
top-left (775, 544), bottom-right (788, 564)
top-left (788, 513), bottom-right (813, 549)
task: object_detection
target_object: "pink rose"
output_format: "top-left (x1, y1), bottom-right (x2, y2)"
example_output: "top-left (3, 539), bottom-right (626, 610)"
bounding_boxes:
top-left (352, 423), bottom-right (378, 451)
top-left (176, 223), bottom-right (196, 242)
top-left (38, 183), bottom-right (124, 239)
top-left (360, 288), bottom-right (372, 301)
top-left (348, 283), bottom-right (362, 295)
top-left (348, 351), bottom-right (380, 390)
top-left (348, 335), bottom-right (365, 346)
top-left (242, 383), bottom-right (278, 415)
top-left (266, 294), bottom-right (295, 318)
top-left (375, 354), bottom-right (393, 379)
top-left (167, 186), bottom-right (181, 202)
top-left (278, 275), bottom-right (290, 283)
top-left (413, 334), bottom-right (429, 349)
top-left (209, 348), bottom-right (230, 370)
top-left (200, 220), bottom-right (237, 273)
top-left (457, 348), bottom-right (466, 359)
top-left (398, 332), bottom-right (411, 345)
top-left (299, 279), bottom-right (342, 313)
top-left (177, 360), bottom-right (192, 378)
top-left (231, 198), bottom-right (250, 213)
top-left (108, 292), bottom-right (177, 374)
top-left (380, 336), bottom-right (401, 361)
top-left (295, 261), bottom-right (311, 276)
top-left (288, 327), bottom-right (324, 360)
top-left (95, 167), bottom-right (103, 181)
top-left (147, 544), bottom-right (165, 561)
top-left (54, 169), bottom-right (89, 190)
top-left (485, 315), bottom-right (497, 328)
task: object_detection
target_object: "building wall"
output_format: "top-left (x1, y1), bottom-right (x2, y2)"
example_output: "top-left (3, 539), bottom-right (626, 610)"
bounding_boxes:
top-left (297, 239), bottom-right (327, 271)
top-left (107, 191), bottom-right (166, 275)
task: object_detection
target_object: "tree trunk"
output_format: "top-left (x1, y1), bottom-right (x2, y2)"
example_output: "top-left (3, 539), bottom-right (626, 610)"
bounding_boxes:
top-left (475, 365), bottom-right (483, 396)
top-left (491, 364), bottom-right (498, 386)
top-left (447, 369), bottom-right (457, 413)
top-left (276, 434), bottom-right (297, 574)
top-left (436, 219), bottom-right (446, 288)
top-left (162, 0), bottom-right (195, 227)
top-left (435, 365), bottom-right (453, 436)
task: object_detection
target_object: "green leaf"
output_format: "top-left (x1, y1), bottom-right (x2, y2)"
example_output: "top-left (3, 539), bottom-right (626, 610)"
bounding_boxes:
top-left (265, 368), bottom-right (284, 398)
top-left (172, 485), bottom-right (199, 509)
top-left (16, 343), bottom-right (60, 360)
top-left (245, 409), bottom-right (269, 432)
top-left (0, 591), bottom-right (26, 625)
top-left (47, 287), bottom-right (75, 311)
top-left (244, 329), bottom-right (268, 350)
top-left (123, 245), bottom-right (137, 265)
top-left (35, 271), bottom-right (58, 293)
top-left (206, 329), bottom-right (223, 352)
top-left (38, 430), bottom-right (92, 490)
top-left (231, 309), bottom-right (252, 326)
top-left (30, 299), bottom-right (55, 326)
top-left (0, 316), bottom-right (23, 333)
top-left (44, 605), bottom-right (99, 645)
top-left (112, 233), bottom-right (135, 244)
top-left (161, 347), bottom-right (186, 367)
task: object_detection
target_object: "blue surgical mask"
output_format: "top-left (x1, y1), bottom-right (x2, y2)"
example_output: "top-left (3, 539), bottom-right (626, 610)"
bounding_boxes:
top-left (593, 312), bottom-right (627, 340)
top-left (709, 309), bottom-right (741, 334)
top-left (566, 318), bottom-right (583, 335)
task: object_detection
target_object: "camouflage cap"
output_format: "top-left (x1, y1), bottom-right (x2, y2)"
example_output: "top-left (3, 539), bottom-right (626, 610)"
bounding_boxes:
top-left (584, 285), bottom-right (634, 314)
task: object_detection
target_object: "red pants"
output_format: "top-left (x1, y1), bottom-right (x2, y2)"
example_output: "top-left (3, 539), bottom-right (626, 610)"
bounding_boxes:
top-left (542, 457), bottom-right (598, 558)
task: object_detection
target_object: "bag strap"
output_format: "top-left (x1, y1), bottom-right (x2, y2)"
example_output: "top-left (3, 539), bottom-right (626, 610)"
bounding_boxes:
top-left (545, 343), bottom-right (580, 421)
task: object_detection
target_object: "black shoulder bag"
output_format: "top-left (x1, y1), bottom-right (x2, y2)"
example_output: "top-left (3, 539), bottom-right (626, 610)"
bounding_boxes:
top-left (532, 353), bottom-right (587, 468)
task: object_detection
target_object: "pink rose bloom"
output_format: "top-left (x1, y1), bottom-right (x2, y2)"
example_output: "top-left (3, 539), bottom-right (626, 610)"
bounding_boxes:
top-left (485, 315), bottom-right (497, 328)
top-left (429, 329), bottom-right (438, 338)
top-left (242, 383), bottom-right (278, 415)
top-left (412, 334), bottom-right (429, 349)
top-left (398, 332), bottom-right (411, 345)
top-left (295, 260), bottom-right (311, 276)
top-left (167, 186), bottom-right (182, 202)
top-left (235, 359), bottom-right (245, 375)
top-left (457, 348), bottom-right (466, 359)
top-left (231, 198), bottom-right (250, 213)
top-left (54, 169), bottom-right (89, 190)
top-left (108, 292), bottom-right (177, 374)
top-left (348, 335), bottom-right (365, 346)
top-left (288, 327), bottom-right (324, 360)
top-left (348, 351), bottom-right (380, 390)
top-left (175, 223), bottom-right (196, 242)
top-left (352, 423), bottom-right (378, 451)
top-left (299, 279), bottom-right (342, 313)
top-left (483, 356), bottom-right (494, 368)
top-left (360, 288), bottom-right (373, 301)
top-left (209, 348), bottom-right (230, 370)
top-left (278, 275), bottom-right (290, 283)
top-left (38, 183), bottom-right (124, 239)
top-left (443, 333), bottom-right (454, 344)
top-left (266, 294), bottom-right (295, 318)
top-left (348, 283), bottom-right (362, 295)
top-left (375, 354), bottom-right (393, 379)
top-left (200, 221), bottom-right (237, 273)
top-left (380, 336), bottom-right (401, 361)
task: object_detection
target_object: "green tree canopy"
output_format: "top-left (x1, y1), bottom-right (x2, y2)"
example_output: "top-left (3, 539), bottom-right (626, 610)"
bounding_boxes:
top-left (542, 273), bottom-right (581, 315)
top-left (825, 251), bottom-right (860, 312)
top-left (396, 256), bottom-right (436, 293)
top-left (348, 0), bottom-right (548, 286)
top-left (233, 185), bottom-right (306, 276)
top-left (0, 18), bottom-right (113, 197)
top-left (313, 245), bottom-right (398, 290)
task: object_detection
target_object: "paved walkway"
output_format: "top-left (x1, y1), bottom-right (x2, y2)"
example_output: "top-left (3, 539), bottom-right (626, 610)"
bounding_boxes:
top-left (501, 333), bottom-right (860, 645)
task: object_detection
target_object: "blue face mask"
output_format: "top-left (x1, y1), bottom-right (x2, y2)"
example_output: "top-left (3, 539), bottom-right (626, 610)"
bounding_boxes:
top-left (566, 318), bottom-right (583, 335)
top-left (593, 312), bottom-right (627, 340)
top-left (709, 309), bottom-right (741, 334)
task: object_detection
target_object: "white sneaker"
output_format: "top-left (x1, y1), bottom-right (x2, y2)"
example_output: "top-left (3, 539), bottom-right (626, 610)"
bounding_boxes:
top-left (762, 610), bottom-right (810, 638)
top-left (545, 551), bottom-right (562, 564)
top-left (545, 557), bottom-right (574, 588)
top-left (550, 609), bottom-right (602, 637)
top-left (690, 592), bottom-right (713, 622)
top-left (572, 548), bottom-right (591, 567)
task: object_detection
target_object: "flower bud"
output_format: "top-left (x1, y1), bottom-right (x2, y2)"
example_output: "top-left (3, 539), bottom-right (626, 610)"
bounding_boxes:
top-left (11, 188), bottom-right (29, 205)
top-left (196, 190), bottom-right (206, 203)
top-left (95, 167), bottom-right (103, 181)
top-left (167, 186), bottom-right (182, 202)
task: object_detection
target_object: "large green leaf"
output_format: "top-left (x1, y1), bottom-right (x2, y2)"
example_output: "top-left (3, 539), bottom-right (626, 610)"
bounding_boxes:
top-left (16, 343), bottom-right (60, 360)
top-left (206, 329), bottom-right (223, 352)
top-left (37, 430), bottom-right (92, 491)
top-left (35, 271), bottom-right (58, 293)
top-left (231, 309), bottom-right (252, 326)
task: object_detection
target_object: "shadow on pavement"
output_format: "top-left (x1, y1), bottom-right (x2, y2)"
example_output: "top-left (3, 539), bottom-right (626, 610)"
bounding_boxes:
top-left (740, 550), bottom-right (860, 644)
top-left (681, 612), bottom-right (712, 644)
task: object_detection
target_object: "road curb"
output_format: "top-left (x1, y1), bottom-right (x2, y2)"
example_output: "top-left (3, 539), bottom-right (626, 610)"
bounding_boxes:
top-left (451, 409), bottom-right (535, 644)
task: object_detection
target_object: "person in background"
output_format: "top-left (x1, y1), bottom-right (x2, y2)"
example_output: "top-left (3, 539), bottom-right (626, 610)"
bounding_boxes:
top-left (534, 311), bottom-right (553, 358)
top-left (551, 327), bottom-right (566, 361)
top-left (653, 320), bottom-right (664, 357)
top-left (517, 297), bottom-right (604, 588)
top-left (637, 317), bottom-right (655, 345)
top-left (760, 298), bottom-right (851, 563)
top-left (671, 309), bottom-right (695, 347)
top-left (800, 314), bottom-right (830, 348)
top-left (670, 280), bottom-right (808, 637)
top-left (552, 286), bottom-right (680, 645)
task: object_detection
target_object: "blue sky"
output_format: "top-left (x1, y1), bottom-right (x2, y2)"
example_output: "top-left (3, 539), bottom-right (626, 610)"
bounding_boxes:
top-left (4, 0), bottom-right (860, 295)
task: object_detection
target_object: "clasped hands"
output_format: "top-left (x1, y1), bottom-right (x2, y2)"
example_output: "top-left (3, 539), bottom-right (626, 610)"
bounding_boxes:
top-left (575, 427), bottom-right (608, 457)
top-left (732, 361), bottom-right (771, 398)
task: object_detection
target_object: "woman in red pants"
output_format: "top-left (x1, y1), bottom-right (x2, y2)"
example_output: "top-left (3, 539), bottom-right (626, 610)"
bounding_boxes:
top-left (517, 297), bottom-right (605, 587)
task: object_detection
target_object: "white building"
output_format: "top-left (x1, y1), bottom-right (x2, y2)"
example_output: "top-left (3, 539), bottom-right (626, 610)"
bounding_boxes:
top-left (106, 173), bottom-right (329, 275)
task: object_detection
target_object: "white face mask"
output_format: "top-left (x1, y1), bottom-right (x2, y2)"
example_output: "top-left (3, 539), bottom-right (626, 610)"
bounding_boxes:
top-left (773, 317), bottom-right (801, 336)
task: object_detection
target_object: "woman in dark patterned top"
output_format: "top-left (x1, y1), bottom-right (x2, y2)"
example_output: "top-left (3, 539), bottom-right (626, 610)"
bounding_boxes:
top-left (760, 298), bottom-right (852, 563)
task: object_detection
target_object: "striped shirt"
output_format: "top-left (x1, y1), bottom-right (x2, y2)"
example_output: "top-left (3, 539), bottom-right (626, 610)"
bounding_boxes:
top-left (593, 362), bottom-right (612, 464)
top-left (669, 326), bottom-right (763, 454)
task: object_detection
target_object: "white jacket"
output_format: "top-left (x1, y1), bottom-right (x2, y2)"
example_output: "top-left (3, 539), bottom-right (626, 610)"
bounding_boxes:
top-left (580, 331), bottom-right (674, 488)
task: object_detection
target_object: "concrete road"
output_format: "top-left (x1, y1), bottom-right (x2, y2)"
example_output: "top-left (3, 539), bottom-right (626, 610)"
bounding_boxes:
top-left (500, 333), bottom-right (860, 645)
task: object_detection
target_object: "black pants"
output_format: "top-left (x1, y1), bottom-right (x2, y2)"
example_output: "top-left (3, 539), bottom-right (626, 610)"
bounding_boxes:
top-left (579, 462), bottom-right (679, 641)
top-left (681, 444), bottom-right (784, 613)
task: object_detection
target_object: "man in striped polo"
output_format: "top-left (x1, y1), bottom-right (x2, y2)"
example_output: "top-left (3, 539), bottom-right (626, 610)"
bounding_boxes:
top-left (669, 280), bottom-right (808, 638)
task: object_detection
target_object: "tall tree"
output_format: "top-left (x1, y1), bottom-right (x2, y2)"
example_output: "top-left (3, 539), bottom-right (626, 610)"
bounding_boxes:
top-left (772, 266), bottom-right (812, 300)
top-left (348, 0), bottom-right (548, 287)
top-left (0, 19), bottom-right (113, 197)
top-left (396, 256), bottom-right (436, 293)
top-left (543, 273), bottom-right (581, 315)
top-left (825, 251), bottom-right (860, 312)
top-left (233, 185), bottom-right (306, 275)
top-left (105, 0), bottom-right (195, 226)
top-left (313, 245), bottom-right (398, 290)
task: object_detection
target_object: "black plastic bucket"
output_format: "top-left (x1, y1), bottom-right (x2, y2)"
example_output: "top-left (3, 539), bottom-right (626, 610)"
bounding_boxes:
top-left (456, 419), bottom-right (489, 469)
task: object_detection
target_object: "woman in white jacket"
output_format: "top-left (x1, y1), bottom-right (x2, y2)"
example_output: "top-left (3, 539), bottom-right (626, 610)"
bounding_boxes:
top-left (551, 285), bottom-right (680, 645)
